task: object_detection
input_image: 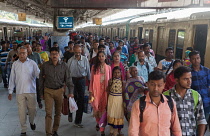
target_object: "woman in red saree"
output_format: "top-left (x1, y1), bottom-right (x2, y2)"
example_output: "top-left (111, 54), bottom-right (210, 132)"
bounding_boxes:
top-left (89, 51), bottom-right (112, 136)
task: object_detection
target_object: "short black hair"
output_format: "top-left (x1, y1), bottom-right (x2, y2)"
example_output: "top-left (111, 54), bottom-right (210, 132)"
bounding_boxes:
top-left (186, 47), bottom-right (193, 52)
top-left (189, 50), bottom-right (200, 59)
top-left (50, 47), bottom-right (59, 53)
top-left (165, 47), bottom-right (173, 53)
top-left (142, 43), bottom-right (150, 49)
top-left (99, 38), bottom-right (104, 42)
top-left (174, 66), bottom-right (191, 79)
top-left (98, 44), bottom-right (106, 50)
top-left (24, 42), bottom-right (30, 45)
top-left (53, 42), bottom-right (58, 45)
top-left (148, 70), bottom-right (166, 82)
top-left (68, 41), bottom-right (74, 45)
top-left (173, 59), bottom-right (183, 67)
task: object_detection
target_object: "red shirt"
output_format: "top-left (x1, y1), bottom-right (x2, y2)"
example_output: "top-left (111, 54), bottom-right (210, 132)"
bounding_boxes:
top-left (164, 71), bottom-right (176, 92)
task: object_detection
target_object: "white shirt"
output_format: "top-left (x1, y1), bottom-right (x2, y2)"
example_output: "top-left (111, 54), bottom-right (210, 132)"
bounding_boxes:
top-left (8, 58), bottom-right (40, 94)
top-left (105, 45), bottom-right (111, 57)
top-left (67, 55), bottom-right (90, 80)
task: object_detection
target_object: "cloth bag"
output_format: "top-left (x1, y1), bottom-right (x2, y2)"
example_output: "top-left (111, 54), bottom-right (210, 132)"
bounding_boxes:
top-left (61, 95), bottom-right (69, 115)
top-left (69, 97), bottom-right (78, 113)
top-left (99, 111), bottom-right (107, 127)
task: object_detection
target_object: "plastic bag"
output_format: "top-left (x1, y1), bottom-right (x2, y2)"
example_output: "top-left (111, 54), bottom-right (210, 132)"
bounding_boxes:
top-left (99, 111), bottom-right (107, 127)
top-left (69, 97), bottom-right (78, 113)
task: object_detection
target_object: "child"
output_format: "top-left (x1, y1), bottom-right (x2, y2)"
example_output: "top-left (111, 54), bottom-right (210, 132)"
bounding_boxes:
top-left (107, 66), bottom-right (125, 136)
top-left (109, 42), bottom-right (116, 55)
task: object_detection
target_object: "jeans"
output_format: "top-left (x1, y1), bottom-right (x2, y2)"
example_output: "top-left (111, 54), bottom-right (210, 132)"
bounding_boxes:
top-left (69, 78), bottom-right (85, 124)
top-left (1, 65), bottom-right (10, 85)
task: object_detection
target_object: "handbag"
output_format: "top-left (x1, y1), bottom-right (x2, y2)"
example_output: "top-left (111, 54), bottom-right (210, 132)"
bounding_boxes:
top-left (61, 95), bottom-right (69, 115)
top-left (99, 111), bottom-right (107, 127)
top-left (69, 97), bottom-right (78, 113)
top-left (84, 95), bottom-right (92, 114)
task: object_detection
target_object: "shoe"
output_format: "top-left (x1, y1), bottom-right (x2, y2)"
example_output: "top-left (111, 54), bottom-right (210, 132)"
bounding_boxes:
top-left (101, 131), bottom-right (105, 136)
top-left (30, 123), bottom-right (36, 130)
top-left (52, 131), bottom-right (59, 136)
top-left (96, 124), bottom-right (99, 131)
top-left (38, 103), bottom-right (43, 109)
top-left (68, 115), bottom-right (72, 122)
top-left (73, 123), bottom-right (83, 128)
top-left (20, 132), bottom-right (26, 136)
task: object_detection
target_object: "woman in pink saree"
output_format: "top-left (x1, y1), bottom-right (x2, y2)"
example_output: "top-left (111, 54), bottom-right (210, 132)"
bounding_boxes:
top-left (89, 51), bottom-right (112, 136)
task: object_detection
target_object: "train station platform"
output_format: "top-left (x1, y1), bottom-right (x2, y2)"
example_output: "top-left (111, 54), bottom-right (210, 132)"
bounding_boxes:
top-left (0, 84), bottom-right (128, 136)
top-left (0, 83), bottom-right (209, 136)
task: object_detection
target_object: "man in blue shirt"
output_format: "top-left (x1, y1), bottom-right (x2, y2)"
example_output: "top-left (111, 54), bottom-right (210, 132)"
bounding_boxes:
top-left (133, 50), bottom-right (153, 82)
top-left (189, 50), bottom-right (210, 127)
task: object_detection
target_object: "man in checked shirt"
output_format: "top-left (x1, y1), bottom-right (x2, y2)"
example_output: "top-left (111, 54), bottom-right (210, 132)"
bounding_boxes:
top-left (164, 66), bottom-right (207, 136)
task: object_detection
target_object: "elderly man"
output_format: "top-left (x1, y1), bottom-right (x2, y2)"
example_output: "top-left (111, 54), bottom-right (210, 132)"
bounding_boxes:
top-left (24, 42), bottom-right (43, 109)
top-left (8, 46), bottom-right (40, 136)
top-left (39, 47), bottom-right (74, 136)
top-left (67, 45), bottom-right (90, 128)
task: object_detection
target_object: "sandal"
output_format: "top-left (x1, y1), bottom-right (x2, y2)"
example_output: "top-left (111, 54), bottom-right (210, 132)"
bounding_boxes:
top-left (96, 124), bottom-right (100, 131)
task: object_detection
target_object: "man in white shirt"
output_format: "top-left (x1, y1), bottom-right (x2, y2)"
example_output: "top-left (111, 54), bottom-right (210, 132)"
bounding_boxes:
top-left (8, 46), bottom-right (40, 136)
top-left (157, 47), bottom-right (174, 75)
top-left (142, 43), bottom-right (157, 70)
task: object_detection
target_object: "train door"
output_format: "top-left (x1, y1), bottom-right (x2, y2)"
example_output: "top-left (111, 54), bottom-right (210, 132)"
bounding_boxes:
top-left (156, 26), bottom-right (165, 61)
top-left (193, 24), bottom-right (208, 65)
top-left (149, 30), bottom-right (154, 48)
top-left (138, 27), bottom-right (143, 41)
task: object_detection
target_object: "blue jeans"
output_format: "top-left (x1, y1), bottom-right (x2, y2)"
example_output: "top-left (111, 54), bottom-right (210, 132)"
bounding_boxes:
top-left (1, 65), bottom-right (10, 85)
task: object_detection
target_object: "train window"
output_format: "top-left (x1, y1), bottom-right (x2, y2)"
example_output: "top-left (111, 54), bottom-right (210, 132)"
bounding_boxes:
top-left (130, 30), bottom-right (132, 38)
top-left (133, 30), bottom-right (136, 37)
top-left (168, 29), bottom-right (176, 48)
top-left (176, 30), bottom-right (185, 59)
top-left (144, 30), bottom-right (149, 41)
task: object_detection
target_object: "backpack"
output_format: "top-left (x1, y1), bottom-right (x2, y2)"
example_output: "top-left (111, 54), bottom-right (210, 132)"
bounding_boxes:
top-left (134, 61), bottom-right (150, 76)
top-left (139, 95), bottom-right (174, 122)
top-left (163, 89), bottom-right (199, 110)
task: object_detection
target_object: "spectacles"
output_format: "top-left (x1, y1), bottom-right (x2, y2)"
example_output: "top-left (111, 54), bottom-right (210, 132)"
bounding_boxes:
top-left (18, 52), bottom-right (27, 55)
top-left (51, 53), bottom-right (59, 56)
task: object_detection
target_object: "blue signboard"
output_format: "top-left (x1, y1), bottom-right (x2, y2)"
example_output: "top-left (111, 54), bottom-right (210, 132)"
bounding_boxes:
top-left (57, 16), bottom-right (74, 29)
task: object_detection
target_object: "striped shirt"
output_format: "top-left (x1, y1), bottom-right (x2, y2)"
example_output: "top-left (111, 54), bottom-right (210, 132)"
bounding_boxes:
top-left (0, 49), bottom-right (10, 66)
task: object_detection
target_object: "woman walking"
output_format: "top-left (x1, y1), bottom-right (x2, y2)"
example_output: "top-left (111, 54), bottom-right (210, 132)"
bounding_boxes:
top-left (89, 51), bottom-right (112, 136)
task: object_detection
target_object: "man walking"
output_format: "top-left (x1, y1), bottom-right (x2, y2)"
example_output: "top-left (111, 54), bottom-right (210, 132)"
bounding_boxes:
top-left (189, 50), bottom-right (210, 129)
top-left (24, 42), bottom-right (43, 109)
top-left (164, 66), bottom-right (207, 136)
top-left (67, 45), bottom-right (90, 128)
top-left (39, 47), bottom-right (74, 136)
top-left (129, 70), bottom-right (182, 136)
top-left (8, 46), bottom-right (40, 136)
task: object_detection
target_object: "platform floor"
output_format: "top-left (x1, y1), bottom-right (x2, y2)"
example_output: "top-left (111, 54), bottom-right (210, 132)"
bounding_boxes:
top-left (0, 85), bottom-right (209, 136)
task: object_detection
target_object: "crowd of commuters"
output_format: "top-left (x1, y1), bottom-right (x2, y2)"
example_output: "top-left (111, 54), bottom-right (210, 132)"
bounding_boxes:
top-left (1, 31), bottom-right (209, 136)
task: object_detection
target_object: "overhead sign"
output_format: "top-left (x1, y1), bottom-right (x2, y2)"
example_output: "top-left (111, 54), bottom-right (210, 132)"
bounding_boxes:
top-left (18, 13), bottom-right (26, 21)
top-left (57, 16), bottom-right (74, 29)
top-left (93, 18), bottom-right (102, 25)
top-left (51, 0), bottom-right (207, 8)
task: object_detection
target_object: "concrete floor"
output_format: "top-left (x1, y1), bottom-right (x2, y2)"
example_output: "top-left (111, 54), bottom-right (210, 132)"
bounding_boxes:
top-left (0, 86), bottom-right (209, 136)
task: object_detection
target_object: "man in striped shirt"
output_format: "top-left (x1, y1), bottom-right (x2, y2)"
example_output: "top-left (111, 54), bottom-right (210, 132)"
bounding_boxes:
top-left (0, 41), bottom-right (10, 88)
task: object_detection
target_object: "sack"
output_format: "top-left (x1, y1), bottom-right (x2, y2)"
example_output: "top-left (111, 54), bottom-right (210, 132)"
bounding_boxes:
top-left (69, 97), bottom-right (78, 113)
top-left (99, 111), bottom-right (107, 127)
top-left (61, 95), bottom-right (69, 115)
top-left (84, 95), bottom-right (92, 114)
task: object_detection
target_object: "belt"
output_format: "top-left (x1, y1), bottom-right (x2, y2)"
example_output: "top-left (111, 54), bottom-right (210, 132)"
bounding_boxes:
top-left (72, 77), bottom-right (85, 80)
top-left (47, 86), bottom-right (63, 90)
